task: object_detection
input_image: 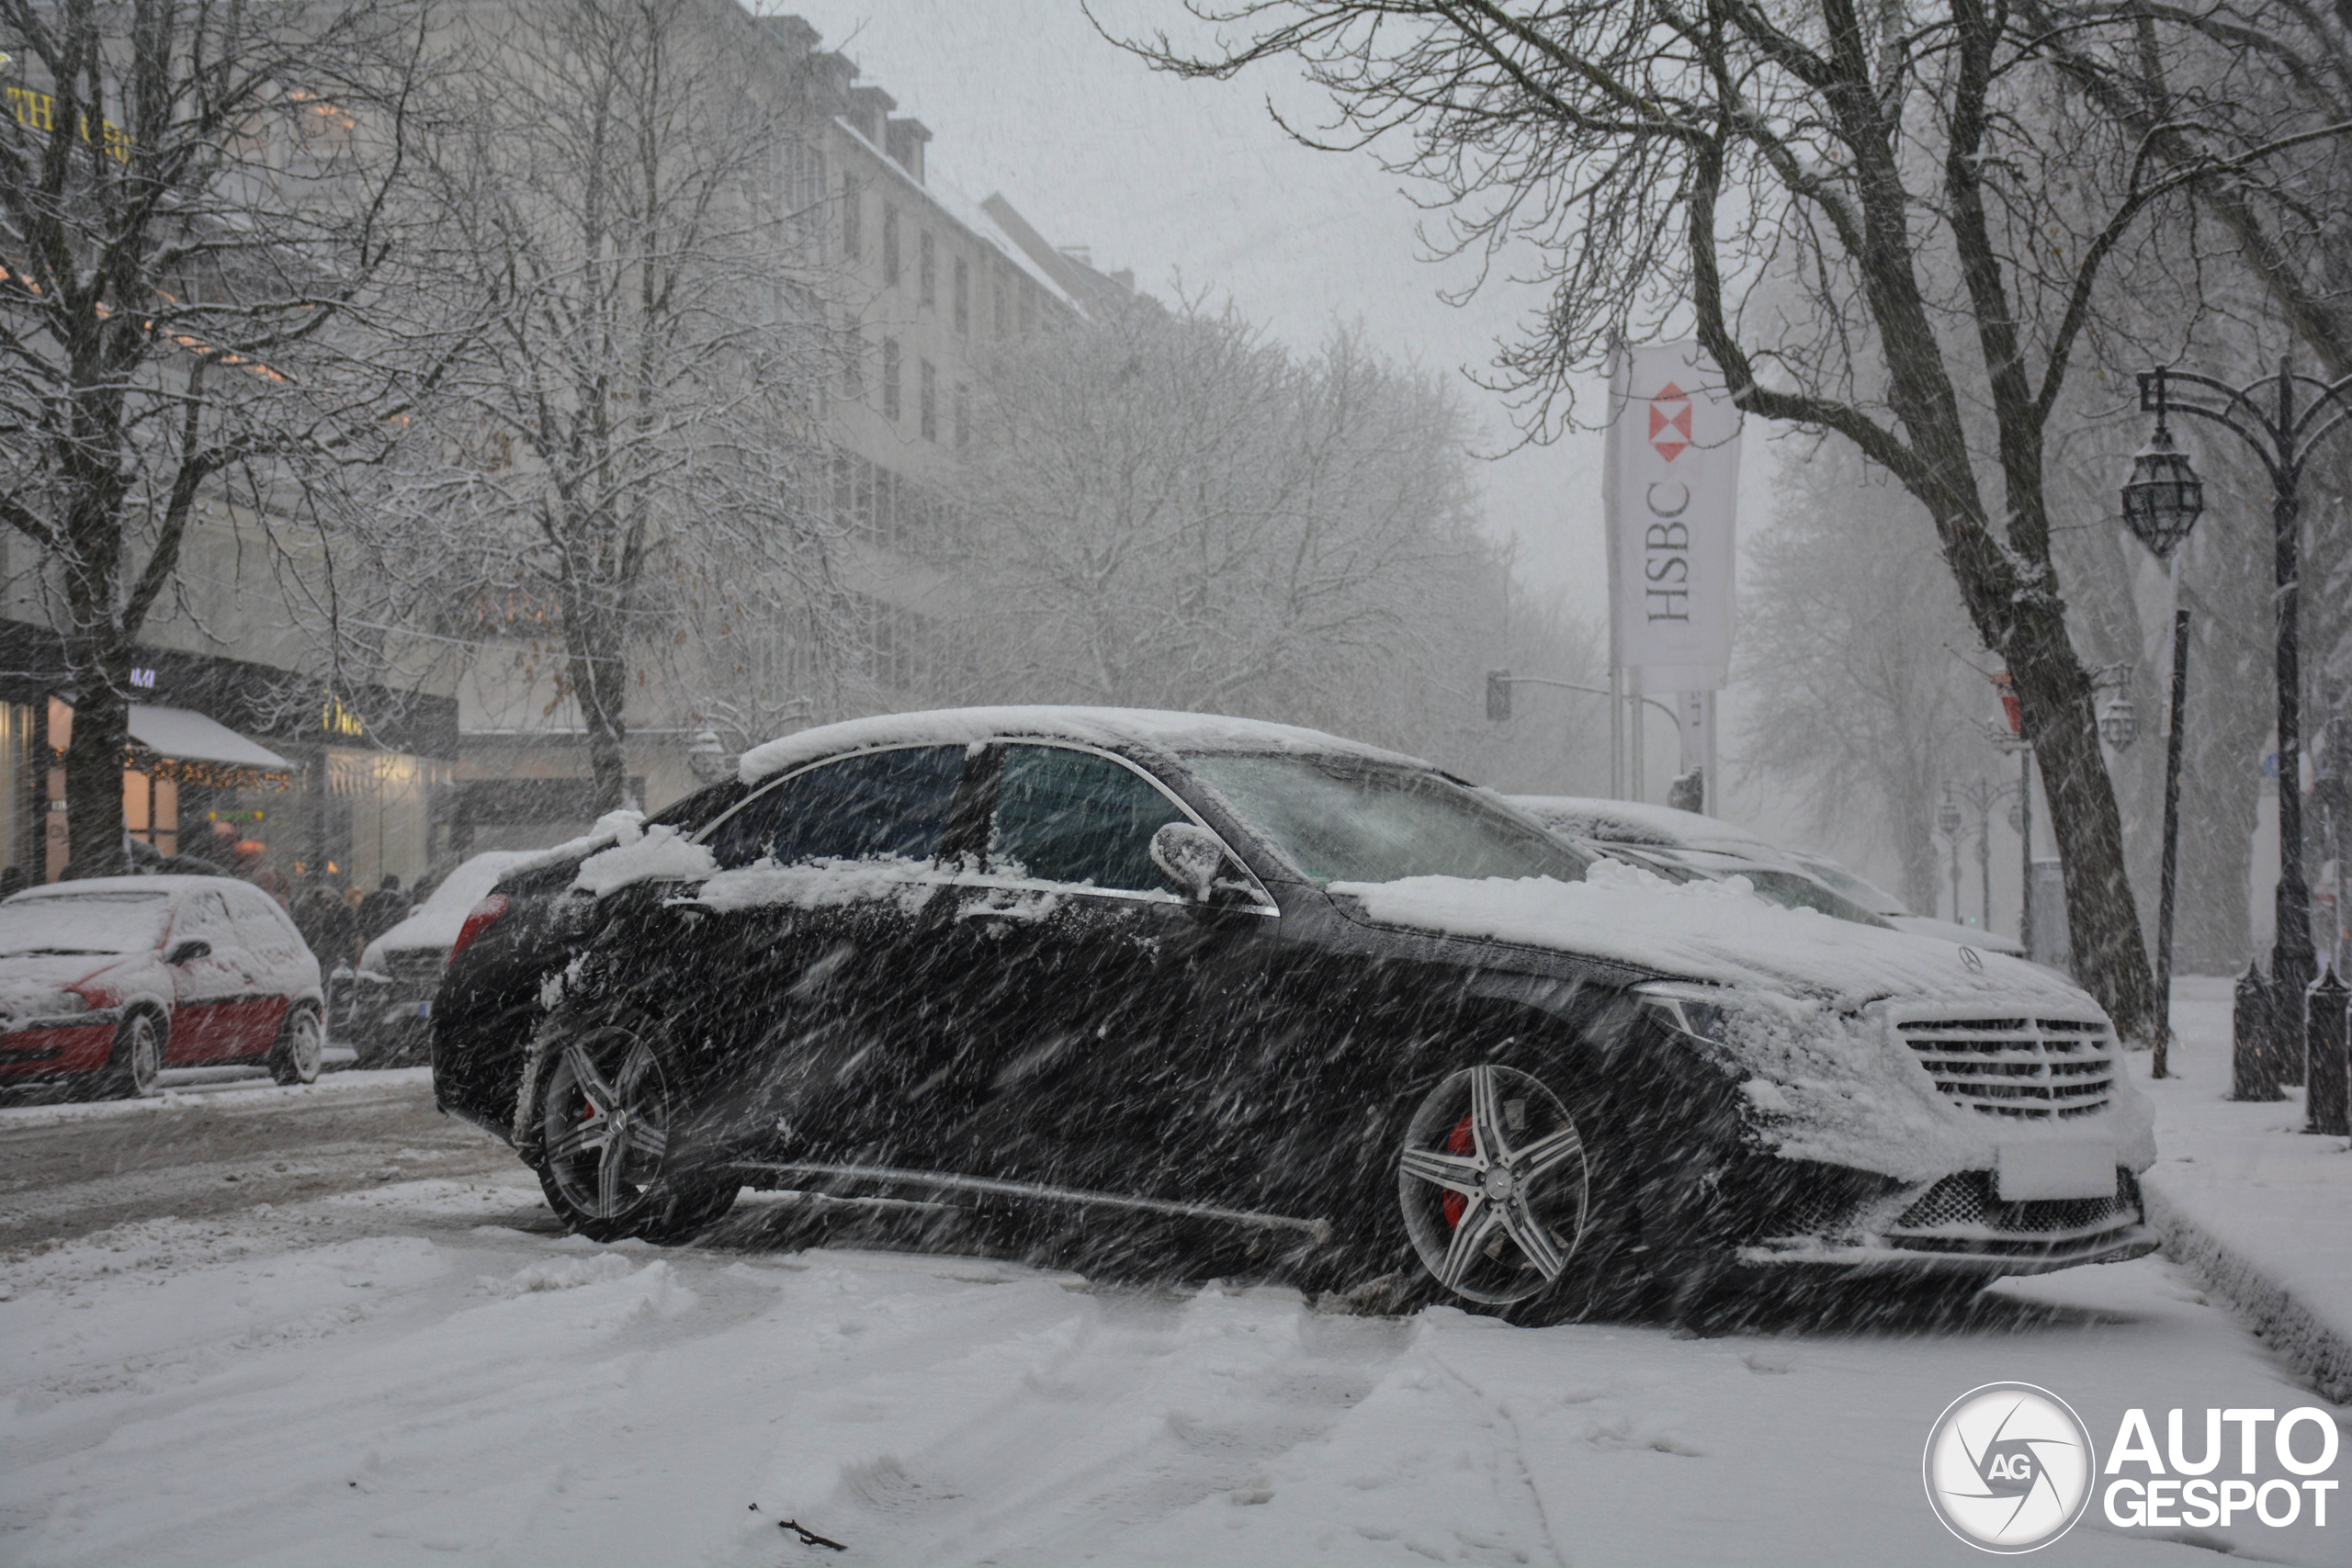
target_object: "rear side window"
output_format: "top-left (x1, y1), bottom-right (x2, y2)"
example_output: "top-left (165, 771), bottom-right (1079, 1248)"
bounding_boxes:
top-left (988, 745), bottom-right (1186, 892)
top-left (703, 746), bottom-right (966, 870)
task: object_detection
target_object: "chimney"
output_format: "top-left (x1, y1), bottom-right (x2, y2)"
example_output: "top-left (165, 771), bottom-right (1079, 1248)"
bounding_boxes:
top-left (885, 117), bottom-right (932, 184)
top-left (846, 85), bottom-right (895, 147)
top-left (808, 51), bottom-right (854, 107)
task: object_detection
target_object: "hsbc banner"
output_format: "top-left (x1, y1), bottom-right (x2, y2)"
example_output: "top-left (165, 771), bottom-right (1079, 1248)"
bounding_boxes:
top-left (1604, 342), bottom-right (1743, 692)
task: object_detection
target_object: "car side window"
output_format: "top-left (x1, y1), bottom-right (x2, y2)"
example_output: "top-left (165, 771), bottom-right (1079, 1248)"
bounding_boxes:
top-left (227, 887), bottom-right (304, 960)
top-left (988, 745), bottom-right (1188, 893)
top-left (175, 890), bottom-right (235, 942)
top-left (703, 746), bottom-right (967, 871)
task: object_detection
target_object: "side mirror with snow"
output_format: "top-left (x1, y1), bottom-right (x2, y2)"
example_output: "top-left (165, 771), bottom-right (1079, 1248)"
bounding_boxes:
top-left (165, 939), bottom-right (211, 965)
top-left (1150, 822), bottom-right (1254, 907)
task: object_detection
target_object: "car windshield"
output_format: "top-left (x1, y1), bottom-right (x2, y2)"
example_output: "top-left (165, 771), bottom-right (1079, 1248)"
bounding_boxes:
top-left (1184, 753), bottom-right (1589, 886)
top-left (0, 892), bottom-right (173, 956)
top-left (1794, 857), bottom-right (1910, 917)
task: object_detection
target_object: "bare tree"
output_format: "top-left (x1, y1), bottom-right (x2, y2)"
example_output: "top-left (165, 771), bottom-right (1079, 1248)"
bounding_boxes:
top-left (0, 0), bottom-right (431, 876)
top-left (1114, 1), bottom-right (2352, 1043)
top-left (1742, 444), bottom-right (1983, 915)
top-left (954, 297), bottom-right (1601, 775)
top-left (381, 0), bottom-right (841, 811)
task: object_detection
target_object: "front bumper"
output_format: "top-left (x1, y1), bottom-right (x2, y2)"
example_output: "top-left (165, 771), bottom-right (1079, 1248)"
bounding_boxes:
top-left (1737, 1166), bottom-right (2157, 1279)
top-left (0, 1014), bottom-right (121, 1077)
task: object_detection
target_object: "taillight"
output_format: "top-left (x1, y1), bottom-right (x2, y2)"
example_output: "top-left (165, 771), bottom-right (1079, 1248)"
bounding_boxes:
top-left (447, 894), bottom-right (511, 968)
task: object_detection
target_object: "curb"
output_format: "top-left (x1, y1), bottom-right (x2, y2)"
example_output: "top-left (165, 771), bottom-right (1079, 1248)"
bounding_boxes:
top-left (2143, 1177), bottom-right (2352, 1404)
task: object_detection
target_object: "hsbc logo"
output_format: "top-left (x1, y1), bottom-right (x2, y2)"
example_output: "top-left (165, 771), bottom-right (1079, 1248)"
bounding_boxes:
top-left (1648, 381), bottom-right (1694, 462)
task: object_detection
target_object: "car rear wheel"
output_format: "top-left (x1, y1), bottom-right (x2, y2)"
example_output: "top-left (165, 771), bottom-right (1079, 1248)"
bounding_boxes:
top-left (269, 1005), bottom-right (323, 1086)
top-left (530, 1022), bottom-right (737, 1244)
top-left (96, 1011), bottom-right (164, 1100)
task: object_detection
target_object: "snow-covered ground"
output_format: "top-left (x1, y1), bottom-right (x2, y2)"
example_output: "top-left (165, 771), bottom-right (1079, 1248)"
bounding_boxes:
top-left (2, 1007), bottom-right (2345, 1566)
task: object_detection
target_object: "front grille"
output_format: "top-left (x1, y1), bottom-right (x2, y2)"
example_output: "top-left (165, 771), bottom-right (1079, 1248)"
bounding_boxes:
top-left (1898, 1015), bottom-right (2116, 1119)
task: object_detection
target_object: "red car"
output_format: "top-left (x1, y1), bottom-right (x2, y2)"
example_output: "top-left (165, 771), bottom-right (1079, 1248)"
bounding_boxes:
top-left (0, 875), bottom-right (325, 1098)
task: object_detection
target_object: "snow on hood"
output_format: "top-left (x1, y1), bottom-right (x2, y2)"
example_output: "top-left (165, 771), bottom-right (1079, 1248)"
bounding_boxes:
top-left (1506, 795), bottom-right (1781, 854)
top-left (364, 851), bottom-right (547, 963)
top-left (737, 706), bottom-right (1422, 786)
top-left (0, 956), bottom-right (129, 1017)
top-left (1329, 859), bottom-right (2087, 1010)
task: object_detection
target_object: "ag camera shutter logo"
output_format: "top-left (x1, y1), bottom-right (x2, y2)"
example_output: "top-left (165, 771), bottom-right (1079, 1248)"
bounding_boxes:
top-left (1924, 1382), bottom-right (2096, 1552)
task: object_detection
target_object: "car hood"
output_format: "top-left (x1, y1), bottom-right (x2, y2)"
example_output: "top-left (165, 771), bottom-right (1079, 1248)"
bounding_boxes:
top-left (1326, 861), bottom-right (2094, 1012)
top-left (1886, 912), bottom-right (2026, 957)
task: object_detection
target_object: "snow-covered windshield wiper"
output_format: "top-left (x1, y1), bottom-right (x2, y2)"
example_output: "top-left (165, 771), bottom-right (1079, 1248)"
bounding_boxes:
top-left (0, 947), bottom-right (118, 957)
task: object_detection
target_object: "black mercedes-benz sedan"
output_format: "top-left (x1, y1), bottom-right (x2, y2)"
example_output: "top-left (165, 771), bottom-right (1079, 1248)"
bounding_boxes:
top-left (443, 706), bottom-right (2156, 1322)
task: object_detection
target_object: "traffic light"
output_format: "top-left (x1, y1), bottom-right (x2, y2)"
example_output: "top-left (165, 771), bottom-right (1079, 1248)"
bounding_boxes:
top-left (1486, 669), bottom-right (1511, 722)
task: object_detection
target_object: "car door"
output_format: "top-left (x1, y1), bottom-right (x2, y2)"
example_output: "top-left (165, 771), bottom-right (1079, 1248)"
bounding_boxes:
top-left (930, 742), bottom-right (1257, 1201)
top-left (164, 889), bottom-right (249, 1061)
top-left (684, 744), bottom-right (969, 1168)
top-left (222, 884), bottom-right (313, 1054)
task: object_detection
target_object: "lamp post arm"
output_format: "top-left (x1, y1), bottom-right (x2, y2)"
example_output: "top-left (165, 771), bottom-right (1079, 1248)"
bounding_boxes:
top-left (2142, 367), bottom-right (2352, 480)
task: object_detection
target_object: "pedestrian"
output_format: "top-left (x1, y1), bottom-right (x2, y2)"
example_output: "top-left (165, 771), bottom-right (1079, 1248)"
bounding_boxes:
top-left (357, 874), bottom-right (411, 944)
top-left (293, 879), bottom-right (358, 972)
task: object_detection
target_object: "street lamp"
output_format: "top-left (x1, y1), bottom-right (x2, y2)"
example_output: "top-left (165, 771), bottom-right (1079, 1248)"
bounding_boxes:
top-left (1939, 785), bottom-right (1964, 926)
top-left (2098, 694), bottom-right (2138, 753)
top-left (2137, 359), bottom-right (2352, 1071)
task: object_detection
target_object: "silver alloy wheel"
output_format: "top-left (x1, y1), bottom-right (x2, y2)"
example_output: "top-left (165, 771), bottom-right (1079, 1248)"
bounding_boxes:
top-left (539, 1029), bottom-right (674, 1223)
top-left (123, 1014), bottom-right (163, 1098)
top-left (1396, 1064), bottom-right (1590, 1305)
top-left (277, 1008), bottom-right (323, 1084)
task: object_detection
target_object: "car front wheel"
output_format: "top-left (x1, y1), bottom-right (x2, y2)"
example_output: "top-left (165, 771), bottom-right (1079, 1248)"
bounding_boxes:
top-left (96, 1011), bottom-right (164, 1100)
top-left (529, 1021), bottom-right (737, 1244)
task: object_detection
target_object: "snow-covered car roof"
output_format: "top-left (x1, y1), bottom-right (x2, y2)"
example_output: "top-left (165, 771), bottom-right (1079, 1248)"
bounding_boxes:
top-left (1506, 795), bottom-right (1785, 856)
top-left (7, 875), bottom-right (233, 899)
top-left (738, 706), bottom-right (1425, 786)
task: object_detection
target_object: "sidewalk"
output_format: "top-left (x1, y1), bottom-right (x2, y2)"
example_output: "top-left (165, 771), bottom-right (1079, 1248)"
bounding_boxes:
top-left (2130, 975), bottom-right (2352, 1401)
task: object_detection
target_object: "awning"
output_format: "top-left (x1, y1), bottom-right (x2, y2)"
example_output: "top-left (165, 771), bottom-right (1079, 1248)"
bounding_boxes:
top-left (127, 705), bottom-right (292, 771)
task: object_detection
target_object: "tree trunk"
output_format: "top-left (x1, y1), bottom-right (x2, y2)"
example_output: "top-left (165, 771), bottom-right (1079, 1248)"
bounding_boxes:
top-left (2007, 606), bottom-right (2159, 1043)
top-left (566, 617), bottom-right (633, 815)
top-left (62, 667), bottom-right (131, 880)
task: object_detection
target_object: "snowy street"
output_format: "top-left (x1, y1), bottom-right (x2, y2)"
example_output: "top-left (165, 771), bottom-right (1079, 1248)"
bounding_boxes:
top-left (3, 1064), bottom-right (2342, 1566)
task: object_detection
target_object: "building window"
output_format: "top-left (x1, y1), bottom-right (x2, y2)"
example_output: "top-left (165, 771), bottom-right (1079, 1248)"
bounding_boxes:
top-left (1020, 281), bottom-right (1036, 335)
top-left (842, 326), bottom-right (865, 397)
top-left (953, 256), bottom-right (969, 333)
top-left (954, 382), bottom-right (969, 450)
top-left (993, 273), bottom-right (1007, 337)
top-left (920, 358), bottom-right (937, 442)
top-left (841, 174), bottom-right (861, 262)
top-left (919, 231), bottom-right (935, 309)
top-left (882, 337), bottom-right (900, 423)
top-left (882, 203), bottom-right (899, 288)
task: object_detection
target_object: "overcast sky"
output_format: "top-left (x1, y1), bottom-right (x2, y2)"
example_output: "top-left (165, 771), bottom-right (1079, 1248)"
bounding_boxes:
top-left (775, 0), bottom-right (1613, 615)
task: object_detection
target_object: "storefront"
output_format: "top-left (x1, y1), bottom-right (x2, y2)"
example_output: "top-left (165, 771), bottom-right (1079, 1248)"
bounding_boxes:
top-left (0, 623), bottom-right (458, 892)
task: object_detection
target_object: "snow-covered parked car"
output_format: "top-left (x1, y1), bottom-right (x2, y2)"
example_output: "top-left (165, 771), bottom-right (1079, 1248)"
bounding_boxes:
top-left (347, 851), bottom-right (542, 1066)
top-left (0, 876), bottom-right (324, 1098)
top-left (1510, 795), bottom-right (2027, 957)
top-left (447, 707), bottom-right (2155, 1321)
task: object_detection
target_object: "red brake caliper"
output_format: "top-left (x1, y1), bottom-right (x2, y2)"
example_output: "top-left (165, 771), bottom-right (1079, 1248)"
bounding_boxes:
top-left (1442, 1112), bottom-right (1476, 1228)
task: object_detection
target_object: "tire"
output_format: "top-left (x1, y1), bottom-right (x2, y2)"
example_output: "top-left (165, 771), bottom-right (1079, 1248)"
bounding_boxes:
top-left (528, 1019), bottom-right (737, 1244)
top-left (96, 1011), bottom-right (165, 1100)
top-left (270, 1004), bottom-right (323, 1086)
top-left (1328, 1056), bottom-right (1639, 1325)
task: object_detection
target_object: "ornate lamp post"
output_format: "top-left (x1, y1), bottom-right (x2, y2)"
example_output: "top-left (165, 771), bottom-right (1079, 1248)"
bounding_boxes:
top-left (2120, 412), bottom-right (2203, 1077)
top-left (2137, 360), bottom-right (2352, 1072)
